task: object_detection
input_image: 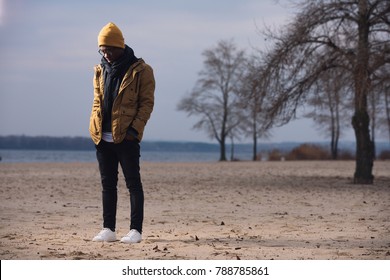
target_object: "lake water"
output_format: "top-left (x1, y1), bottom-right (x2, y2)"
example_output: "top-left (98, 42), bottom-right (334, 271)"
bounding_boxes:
top-left (0, 149), bottom-right (255, 163)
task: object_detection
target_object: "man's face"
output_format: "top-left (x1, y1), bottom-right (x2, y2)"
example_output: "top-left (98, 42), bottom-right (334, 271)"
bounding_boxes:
top-left (98, 46), bottom-right (124, 63)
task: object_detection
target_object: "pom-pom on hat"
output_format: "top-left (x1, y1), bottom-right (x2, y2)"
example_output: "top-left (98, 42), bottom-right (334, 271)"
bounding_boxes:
top-left (98, 22), bottom-right (125, 49)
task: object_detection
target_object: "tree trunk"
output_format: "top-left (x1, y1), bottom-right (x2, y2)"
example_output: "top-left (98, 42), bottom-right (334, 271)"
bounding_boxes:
top-left (331, 131), bottom-right (336, 160)
top-left (219, 137), bottom-right (227, 161)
top-left (352, 111), bottom-right (374, 183)
top-left (330, 112), bottom-right (337, 160)
top-left (370, 85), bottom-right (377, 159)
top-left (252, 124), bottom-right (257, 161)
top-left (334, 105), bottom-right (340, 160)
top-left (230, 137), bottom-right (235, 161)
top-left (352, 0), bottom-right (374, 184)
top-left (331, 135), bottom-right (339, 160)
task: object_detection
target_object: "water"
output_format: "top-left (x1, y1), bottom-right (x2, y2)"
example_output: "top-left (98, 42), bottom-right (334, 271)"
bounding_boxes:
top-left (0, 149), bottom-right (254, 163)
top-left (0, 149), bottom-right (97, 163)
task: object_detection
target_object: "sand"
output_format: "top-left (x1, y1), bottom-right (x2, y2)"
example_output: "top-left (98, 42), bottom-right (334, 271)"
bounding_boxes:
top-left (0, 160), bottom-right (389, 260)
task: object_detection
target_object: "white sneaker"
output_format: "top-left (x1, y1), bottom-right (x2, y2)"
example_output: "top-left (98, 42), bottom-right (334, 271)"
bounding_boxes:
top-left (92, 228), bottom-right (116, 242)
top-left (120, 229), bottom-right (142, 243)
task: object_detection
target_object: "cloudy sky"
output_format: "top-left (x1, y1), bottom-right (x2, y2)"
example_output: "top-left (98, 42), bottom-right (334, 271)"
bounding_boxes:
top-left (0, 0), bottom-right (358, 143)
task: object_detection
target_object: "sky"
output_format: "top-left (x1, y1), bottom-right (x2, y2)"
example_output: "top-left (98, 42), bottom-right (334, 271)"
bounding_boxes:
top-left (0, 0), bottom-right (360, 143)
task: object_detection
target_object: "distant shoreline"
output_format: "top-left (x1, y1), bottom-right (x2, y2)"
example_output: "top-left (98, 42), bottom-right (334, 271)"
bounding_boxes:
top-left (0, 135), bottom-right (389, 156)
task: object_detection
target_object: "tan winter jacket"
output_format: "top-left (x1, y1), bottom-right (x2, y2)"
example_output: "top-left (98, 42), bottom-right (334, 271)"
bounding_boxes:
top-left (89, 59), bottom-right (155, 144)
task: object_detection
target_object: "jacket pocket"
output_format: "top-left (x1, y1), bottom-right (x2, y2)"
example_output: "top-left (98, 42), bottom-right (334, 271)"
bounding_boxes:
top-left (119, 108), bottom-right (136, 133)
top-left (89, 109), bottom-right (101, 135)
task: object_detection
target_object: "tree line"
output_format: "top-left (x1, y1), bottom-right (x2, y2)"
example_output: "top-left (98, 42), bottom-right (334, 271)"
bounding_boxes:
top-left (0, 135), bottom-right (95, 150)
top-left (178, 0), bottom-right (390, 184)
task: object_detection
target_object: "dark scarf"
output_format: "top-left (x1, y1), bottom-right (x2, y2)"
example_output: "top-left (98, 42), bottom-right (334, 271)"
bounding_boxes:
top-left (101, 45), bottom-right (138, 132)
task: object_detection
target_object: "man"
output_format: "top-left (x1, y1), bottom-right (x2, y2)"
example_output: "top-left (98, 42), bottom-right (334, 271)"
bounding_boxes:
top-left (89, 22), bottom-right (155, 243)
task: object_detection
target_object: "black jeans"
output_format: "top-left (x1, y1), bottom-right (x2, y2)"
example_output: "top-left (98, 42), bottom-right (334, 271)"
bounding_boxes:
top-left (95, 139), bottom-right (144, 233)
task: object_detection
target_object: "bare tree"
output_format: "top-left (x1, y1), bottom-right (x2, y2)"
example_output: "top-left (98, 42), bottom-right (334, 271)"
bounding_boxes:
top-left (238, 57), bottom-right (272, 161)
top-left (305, 68), bottom-right (353, 159)
top-left (370, 64), bottom-right (390, 144)
top-left (261, 0), bottom-right (390, 184)
top-left (177, 40), bottom-right (246, 161)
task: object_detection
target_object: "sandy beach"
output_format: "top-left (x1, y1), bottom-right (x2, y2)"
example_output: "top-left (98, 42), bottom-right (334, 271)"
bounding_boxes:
top-left (0, 160), bottom-right (389, 260)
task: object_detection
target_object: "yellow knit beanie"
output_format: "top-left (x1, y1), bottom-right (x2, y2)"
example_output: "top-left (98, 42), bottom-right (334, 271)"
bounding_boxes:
top-left (98, 22), bottom-right (125, 49)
